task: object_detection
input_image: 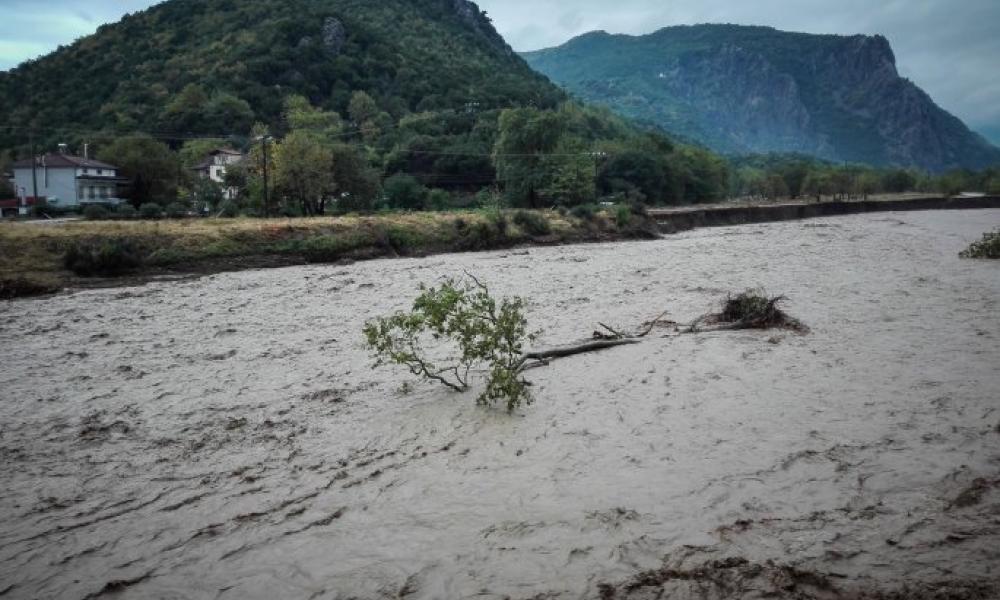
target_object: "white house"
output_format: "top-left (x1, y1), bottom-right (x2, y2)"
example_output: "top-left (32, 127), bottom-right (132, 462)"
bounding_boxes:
top-left (192, 148), bottom-right (244, 199)
top-left (8, 149), bottom-right (124, 214)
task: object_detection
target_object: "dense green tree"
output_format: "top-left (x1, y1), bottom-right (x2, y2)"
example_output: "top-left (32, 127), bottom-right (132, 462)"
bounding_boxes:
top-left (383, 173), bottom-right (427, 210)
top-left (98, 135), bottom-right (181, 206)
top-left (204, 93), bottom-right (255, 133)
top-left (538, 140), bottom-right (597, 206)
top-left (284, 95), bottom-right (344, 143)
top-left (493, 107), bottom-right (565, 208)
top-left (598, 150), bottom-right (666, 203)
top-left (161, 84), bottom-right (210, 132)
top-left (881, 169), bottom-right (918, 194)
top-left (348, 91), bottom-right (379, 126)
top-left (273, 130), bottom-right (334, 215)
top-left (0, 151), bottom-right (13, 199)
top-left (330, 143), bottom-right (380, 213)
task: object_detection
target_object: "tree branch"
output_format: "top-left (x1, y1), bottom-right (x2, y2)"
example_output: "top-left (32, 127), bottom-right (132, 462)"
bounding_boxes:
top-left (518, 338), bottom-right (641, 371)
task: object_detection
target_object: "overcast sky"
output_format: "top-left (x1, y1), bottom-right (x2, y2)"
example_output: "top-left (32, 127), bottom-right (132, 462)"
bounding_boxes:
top-left (1, 0), bottom-right (997, 143)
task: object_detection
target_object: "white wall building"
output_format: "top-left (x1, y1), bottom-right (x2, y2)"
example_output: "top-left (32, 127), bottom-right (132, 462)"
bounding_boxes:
top-left (9, 151), bottom-right (124, 213)
top-left (192, 148), bottom-right (244, 200)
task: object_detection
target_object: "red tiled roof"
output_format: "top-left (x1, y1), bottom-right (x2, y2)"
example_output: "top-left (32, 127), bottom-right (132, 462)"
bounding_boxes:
top-left (11, 154), bottom-right (118, 170)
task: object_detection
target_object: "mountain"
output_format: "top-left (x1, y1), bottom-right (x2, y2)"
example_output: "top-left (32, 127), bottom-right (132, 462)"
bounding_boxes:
top-left (0, 0), bottom-right (563, 149)
top-left (523, 25), bottom-right (1000, 172)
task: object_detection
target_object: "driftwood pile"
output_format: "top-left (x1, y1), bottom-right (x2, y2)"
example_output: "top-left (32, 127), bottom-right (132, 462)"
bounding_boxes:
top-left (517, 290), bottom-right (806, 372)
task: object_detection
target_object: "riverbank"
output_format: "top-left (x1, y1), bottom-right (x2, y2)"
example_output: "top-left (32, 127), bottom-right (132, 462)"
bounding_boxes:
top-left (1, 196), bottom-right (997, 299)
top-left (0, 209), bottom-right (657, 299)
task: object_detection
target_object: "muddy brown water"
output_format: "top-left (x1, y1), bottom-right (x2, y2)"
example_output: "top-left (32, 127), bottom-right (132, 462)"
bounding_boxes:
top-left (1, 211), bottom-right (998, 599)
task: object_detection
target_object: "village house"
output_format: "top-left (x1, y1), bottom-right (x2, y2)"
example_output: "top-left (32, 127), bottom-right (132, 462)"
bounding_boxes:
top-left (6, 145), bottom-right (124, 215)
top-left (191, 148), bottom-right (244, 199)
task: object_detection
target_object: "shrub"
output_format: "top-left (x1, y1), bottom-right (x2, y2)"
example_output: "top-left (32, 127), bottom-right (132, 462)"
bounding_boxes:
top-left (30, 199), bottom-right (50, 217)
top-left (115, 204), bottom-right (137, 219)
top-left (165, 202), bottom-right (189, 219)
top-left (139, 203), bottom-right (162, 219)
top-left (513, 210), bottom-right (551, 236)
top-left (83, 205), bottom-right (109, 220)
top-left (217, 202), bottom-right (240, 218)
top-left (488, 211), bottom-right (509, 238)
top-left (960, 229), bottom-right (1000, 259)
top-left (363, 276), bottom-right (535, 411)
top-left (384, 224), bottom-right (432, 254)
top-left (628, 200), bottom-right (649, 217)
top-left (570, 204), bottom-right (596, 221)
top-left (383, 173), bottom-right (427, 210)
top-left (427, 189), bottom-right (451, 211)
top-left (452, 217), bottom-right (510, 251)
top-left (613, 204), bottom-right (632, 228)
top-left (63, 238), bottom-right (144, 277)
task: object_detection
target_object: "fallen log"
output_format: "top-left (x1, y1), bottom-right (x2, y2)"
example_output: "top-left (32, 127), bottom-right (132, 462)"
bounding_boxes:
top-left (518, 338), bottom-right (641, 370)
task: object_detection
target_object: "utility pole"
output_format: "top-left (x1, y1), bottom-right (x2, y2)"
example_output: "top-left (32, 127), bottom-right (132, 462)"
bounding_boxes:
top-left (29, 129), bottom-right (38, 217)
top-left (257, 134), bottom-right (271, 217)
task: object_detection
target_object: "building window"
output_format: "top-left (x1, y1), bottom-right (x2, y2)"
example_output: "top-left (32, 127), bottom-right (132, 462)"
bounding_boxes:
top-left (100, 187), bottom-right (109, 199)
top-left (97, 169), bottom-right (103, 175)
top-left (88, 187), bottom-right (96, 200)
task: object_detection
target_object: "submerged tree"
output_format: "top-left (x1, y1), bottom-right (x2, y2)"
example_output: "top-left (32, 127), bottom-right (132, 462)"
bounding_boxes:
top-left (363, 276), bottom-right (535, 411)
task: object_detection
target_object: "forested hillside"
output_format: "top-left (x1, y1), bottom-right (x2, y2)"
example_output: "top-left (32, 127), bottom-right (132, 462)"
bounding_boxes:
top-left (0, 0), bottom-right (742, 212)
top-left (0, 0), bottom-right (560, 143)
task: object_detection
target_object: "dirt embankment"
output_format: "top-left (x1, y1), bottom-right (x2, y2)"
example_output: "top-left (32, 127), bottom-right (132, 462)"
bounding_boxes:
top-left (0, 209), bottom-right (659, 298)
top-left (0, 210), bottom-right (998, 599)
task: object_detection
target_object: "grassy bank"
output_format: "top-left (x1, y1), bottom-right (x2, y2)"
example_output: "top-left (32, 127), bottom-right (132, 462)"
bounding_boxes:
top-left (0, 208), bottom-right (658, 298)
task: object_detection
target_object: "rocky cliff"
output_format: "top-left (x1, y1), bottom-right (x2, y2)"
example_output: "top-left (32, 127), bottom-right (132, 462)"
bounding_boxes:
top-left (523, 25), bottom-right (1000, 171)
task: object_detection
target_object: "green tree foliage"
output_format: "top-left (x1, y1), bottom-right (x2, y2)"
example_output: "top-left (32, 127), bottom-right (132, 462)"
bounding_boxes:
top-left (330, 143), bottom-right (380, 213)
top-left (273, 129), bottom-right (334, 215)
top-left (0, 150), bottom-right (14, 198)
top-left (959, 229), bottom-right (1000, 259)
top-left (161, 83), bottom-right (210, 132)
top-left (284, 95), bottom-right (344, 143)
top-left (598, 150), bottom-right (667, 203)
top-left (98, 135), bottom-right (181, 206)
top-left (881, 169), bottom-right (918, 193)
top-left (0, 0), bottom-right (564, 154)
top-left (363, 277), bottom-right (535, 411)
top-left (383, 173), bottom-right (427, 210)
top-left (538, 140), bottom-right (597, 206)
top-left (348, 91), bottom-right (381, 142)
top-left (188, 177), bottom-right (224, 212)
top-left (493, 107), bottom-right (567, 208)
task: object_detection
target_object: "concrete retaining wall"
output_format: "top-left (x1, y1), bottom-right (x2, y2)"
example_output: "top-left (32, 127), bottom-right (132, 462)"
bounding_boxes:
top-left (652, 196), bottom-right (1000, 234)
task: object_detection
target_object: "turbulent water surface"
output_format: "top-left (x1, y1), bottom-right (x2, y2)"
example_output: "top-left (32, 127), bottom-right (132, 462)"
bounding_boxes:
top-left (1, 211), bottom-right (998, 599)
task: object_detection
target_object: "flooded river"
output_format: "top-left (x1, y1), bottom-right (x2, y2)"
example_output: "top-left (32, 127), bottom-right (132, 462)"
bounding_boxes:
top-left (1, 211), bottom-right (998, 599)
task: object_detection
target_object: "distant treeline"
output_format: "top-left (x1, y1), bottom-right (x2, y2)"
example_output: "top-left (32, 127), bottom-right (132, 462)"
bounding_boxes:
top-left (727, 153), bottom-right (1000, 202)
top-left (1, 95), bottom-right (997, 217)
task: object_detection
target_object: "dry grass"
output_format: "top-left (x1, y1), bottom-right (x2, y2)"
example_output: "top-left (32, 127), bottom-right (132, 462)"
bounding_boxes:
top-left (0, 210), bottom-right (633, 297)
